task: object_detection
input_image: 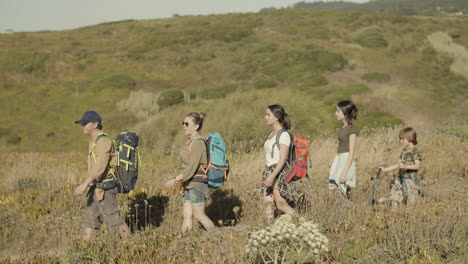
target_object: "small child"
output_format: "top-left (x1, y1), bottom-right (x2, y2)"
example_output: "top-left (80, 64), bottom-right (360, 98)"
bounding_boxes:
top-left (379, 127), bottom-right (422, 208)
top-left (328, 100), bottom-right (358, 198)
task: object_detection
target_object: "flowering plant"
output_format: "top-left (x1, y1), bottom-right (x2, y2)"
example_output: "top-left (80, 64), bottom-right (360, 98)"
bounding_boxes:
top-left (246, 214), bottom-right (329, 263)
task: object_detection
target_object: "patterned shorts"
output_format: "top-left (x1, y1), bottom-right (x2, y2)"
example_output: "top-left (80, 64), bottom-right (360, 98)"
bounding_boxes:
top-left (261, 164), bottom-right (299, 202)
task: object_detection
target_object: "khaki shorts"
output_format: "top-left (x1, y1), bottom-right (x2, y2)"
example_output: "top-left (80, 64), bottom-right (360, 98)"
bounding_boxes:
top-left (84, 187), bottom-right (125, 229)
top-left (390, 178), bottom-right (419, 204)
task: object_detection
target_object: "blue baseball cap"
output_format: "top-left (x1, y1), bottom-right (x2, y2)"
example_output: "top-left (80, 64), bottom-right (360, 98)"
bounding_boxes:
top-left (75, 110), bottom-right (102, 125)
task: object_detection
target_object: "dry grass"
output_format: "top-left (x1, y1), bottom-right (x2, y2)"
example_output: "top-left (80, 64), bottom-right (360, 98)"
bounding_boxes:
top-left (0, 127), bottom-right (466, 263)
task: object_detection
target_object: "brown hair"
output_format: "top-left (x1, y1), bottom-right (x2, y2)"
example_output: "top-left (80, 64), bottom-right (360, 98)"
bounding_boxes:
top-left (337, 100), bottom-right (358, 125)
top-left (267, 104), bottom-right (291, 130)
top-left (399, 127), bottom-right (418, 145)
top-left (186, 112), bottom-right (206, 131)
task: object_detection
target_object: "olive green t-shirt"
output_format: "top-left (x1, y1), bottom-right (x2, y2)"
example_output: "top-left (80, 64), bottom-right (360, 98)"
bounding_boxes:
top-left (337, 125), bottom-right (359, 153)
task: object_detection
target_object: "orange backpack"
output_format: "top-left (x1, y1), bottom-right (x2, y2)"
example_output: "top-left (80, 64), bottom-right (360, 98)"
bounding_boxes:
top-left (274, 129), bottom-right (312, 183)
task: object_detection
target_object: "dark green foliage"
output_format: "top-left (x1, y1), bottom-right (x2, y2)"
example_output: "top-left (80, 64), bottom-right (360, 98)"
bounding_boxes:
top-left (91, 73), bottom-right (136, 93)
top-left (7, 134), bottom-right (21, 144)
top-left (2, 50), bottom-right (49, 73)
top-left (127, 15), bottom-right (263, 59)
top-left (292, 0), bottom-right (468, 16)
top-left (309, 84), bottom-right (370, 104)
top-left (250, 48), bottom-right (347, 82)
top-left (352, 26), bottom-right (388, 48)
top-left (158, 89), bottom-right (185, 109)
top-left (16, 177), bottom-right (41, 191)
top-left (201, 84), bottom-right (238, 99)
top-left (358, 111), bottom-right (403, 128)
top-left (361, 72), bottom-right (391, 83)
top-left (295, 74), bottom-right (329, 90)
top-left (176, 56), bottom-right (190, 68)
top-left (449, 30), bottom-right (461, 39)
top-left (400, 39), bottom-right (417, 52)
top-left (0, 127), bottom-right (11, 138)
top-left (253, 79), bottom-right (277, 89)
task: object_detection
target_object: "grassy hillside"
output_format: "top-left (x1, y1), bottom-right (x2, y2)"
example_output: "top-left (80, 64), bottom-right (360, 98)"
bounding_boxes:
top-left (292, 0), bottom-right (468, 16)
top-left (0, 10), bottom-right (467, 152)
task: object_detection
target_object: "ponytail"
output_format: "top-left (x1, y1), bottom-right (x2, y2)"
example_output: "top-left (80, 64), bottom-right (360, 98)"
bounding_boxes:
top-left (267, 104), bottom-right (291, 130)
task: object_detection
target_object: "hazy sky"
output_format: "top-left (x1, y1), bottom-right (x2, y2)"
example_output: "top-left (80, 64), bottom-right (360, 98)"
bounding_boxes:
top-left (0, 0), bottom-right (368, 32)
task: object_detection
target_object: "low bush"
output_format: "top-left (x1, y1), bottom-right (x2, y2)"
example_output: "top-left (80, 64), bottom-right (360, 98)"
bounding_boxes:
top-left (157, 89), bottom-right (185, 109)
top-left (0, 127), bottom-right (11, 138)
top-left (91, 73), bottom-right (136, 93)
top-left (7, 134), bottom-right (21, 144)
top-left (2, 50), bottom-right (49, 73)
top-left (351, 26), bottom-right (388, 48)
top-left (361, 72), bottom-right (391, 83)
top-left (201, 84), bottom-right (238, 99)
top-left (253, 79), bottom-right (277, 89)
top-left (400, 39), bottom-right (417, 52)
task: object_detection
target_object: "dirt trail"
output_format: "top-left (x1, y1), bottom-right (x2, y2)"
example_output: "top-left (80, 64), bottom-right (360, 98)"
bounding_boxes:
top-left (325, 63), bottom-right (432, 127)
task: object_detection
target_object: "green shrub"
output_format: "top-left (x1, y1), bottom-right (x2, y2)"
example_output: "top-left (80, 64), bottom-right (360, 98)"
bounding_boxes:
top-left (400, 39), bottom-right (417, 52)
top-left (2, 50), bottom-right (49, 73)
top-left (351, 26), bottom-right (388, 48)
top-left (309, 84), bottom-right (369, 104)
top-left (230, 70), bottom-right (252, 81)
top-left (259, 49), bottom-right (347, 82)
top-left (7, 134), bottom-right (21, 144)
top-left (176, 56), bottom-right (190, 68)
top-left (295, 74), bottom-right (328, 90)
top-left (0, 127), bottom-right (11, 138)
top-left (92, 73), bottom-right (135, 93)
top-left (449, 30), bottom-right (461, 39)
top-left (126, 15), bottom-right (262, 59)
top-left (254, 43), bottom-right (278, 53)
top-left (157, 89), bottom-right (185, 109)
top-left (16, 177), bottom-right (41, 191)
top-left (358, 111), bottom-right (403, 128)
top-left (201, 84), bottom-right (238, 99)
top-left (253, 79), bottom-right (277, 89)
top-left (361, 72), bottom-right (391, 83)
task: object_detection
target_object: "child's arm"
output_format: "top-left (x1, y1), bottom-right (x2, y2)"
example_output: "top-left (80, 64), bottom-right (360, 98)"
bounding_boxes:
top-left (399, 159), bottom-right (421, 170)
top-left (339, 133), bottom-right (356, 183)
top-left (379, 163), bottom-right (399, 172)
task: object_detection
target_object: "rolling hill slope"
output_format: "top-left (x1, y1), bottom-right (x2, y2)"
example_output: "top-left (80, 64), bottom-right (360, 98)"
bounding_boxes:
top-left (0, 9), bottom-right (467, 152)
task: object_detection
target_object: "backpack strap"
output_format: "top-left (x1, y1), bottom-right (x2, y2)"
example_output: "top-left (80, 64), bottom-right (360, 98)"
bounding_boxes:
top-left (271, 129), bottom-right (287, 158)
top-left (92, 133), bottom-right (110, 163)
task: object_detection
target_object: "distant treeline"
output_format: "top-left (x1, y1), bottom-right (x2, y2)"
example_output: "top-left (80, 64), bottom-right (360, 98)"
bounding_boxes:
top-left (285, 0), bottom-right (468, 16)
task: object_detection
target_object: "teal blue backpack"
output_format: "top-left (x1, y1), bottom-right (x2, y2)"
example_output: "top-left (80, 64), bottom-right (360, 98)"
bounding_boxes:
top-left (193, 132), bottom-right (229, 188)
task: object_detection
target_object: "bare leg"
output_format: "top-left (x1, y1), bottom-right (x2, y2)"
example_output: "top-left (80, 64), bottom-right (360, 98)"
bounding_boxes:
top-left (182, 201), bottom-right (193, 232)
top-left (273, 183), bottom-right (295, 215)
top-left (192, 204), bottom-right (215, 231)
top-left (263, 193), bottom-right (275, 225)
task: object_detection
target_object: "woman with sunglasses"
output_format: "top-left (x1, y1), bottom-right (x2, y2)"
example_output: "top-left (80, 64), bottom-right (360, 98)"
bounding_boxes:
top-left (164, 112), bottom-right (215, 232)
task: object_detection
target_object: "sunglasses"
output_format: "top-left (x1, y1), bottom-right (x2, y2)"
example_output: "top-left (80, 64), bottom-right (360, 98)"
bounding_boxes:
top-left (181, 121), bottom-right (190, 127)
